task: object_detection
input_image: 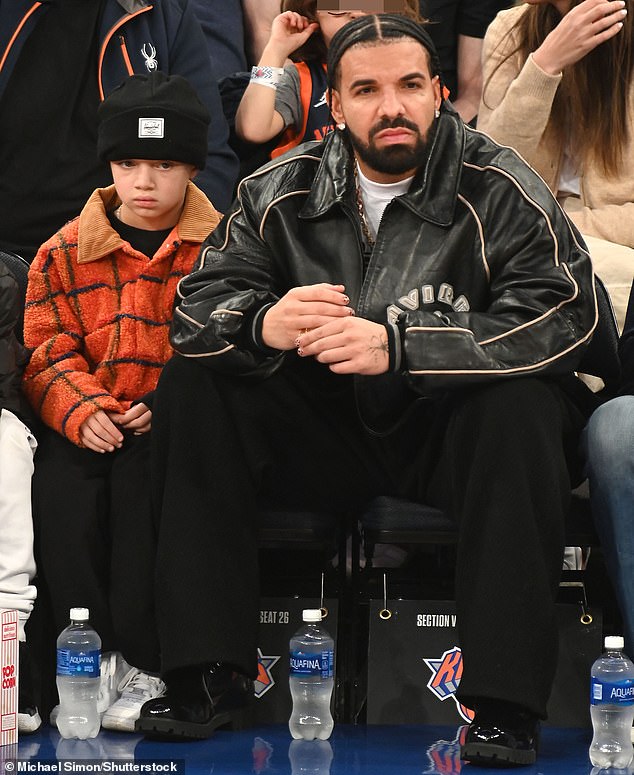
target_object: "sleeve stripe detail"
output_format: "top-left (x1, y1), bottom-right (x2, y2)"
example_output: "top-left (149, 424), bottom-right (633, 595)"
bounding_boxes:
top-left (477, 263), bottom-right (579, 346)
top-left (235, 153), bottom-right (321, 199)
top-left (463, 160), bottom-right (561, 267)
top-left (259, 190), bottom-right (312, 240)
top-left (217, 208), bottom-right (244, 253)
top-left (177, 345), bottom-right (236, 358)
top-left (405, 328), bottom-right (593, 376)
top-left (405, 272), bottom-right (599, 377)
top-left (457, 194), bottom-right (490, 281)
top-left (210, 309), bottom-right (244, 317)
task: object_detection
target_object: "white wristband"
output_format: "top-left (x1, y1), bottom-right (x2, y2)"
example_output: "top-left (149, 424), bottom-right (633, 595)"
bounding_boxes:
top-left (250, 65), bottom-right (285, 89)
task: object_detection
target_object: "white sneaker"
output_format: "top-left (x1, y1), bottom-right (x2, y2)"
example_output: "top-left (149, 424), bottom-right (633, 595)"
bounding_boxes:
top-left (18, 706), bottom-right (42, 734)
top-left (101, 670), bottom-right (165, 733)
top-left (50, 651), bottom-right (132, 727)
top-left (98, 652), bottom-right (132, 715)
top-left (563, 546), bottom-right (583, 571)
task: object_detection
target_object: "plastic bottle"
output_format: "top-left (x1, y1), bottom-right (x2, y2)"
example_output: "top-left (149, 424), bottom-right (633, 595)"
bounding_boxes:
top-left (289, 609), bottom-right (334, 741)
top-left (589, 635), bottom-right (634, 769)
top-left (56, 607), bottom-right (101, 739)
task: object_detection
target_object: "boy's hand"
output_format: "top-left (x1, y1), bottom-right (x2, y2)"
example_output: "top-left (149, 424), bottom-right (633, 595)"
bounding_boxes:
top-left (107, 403), bottom-right (152, 435)
top-left (79, 410), bottom-right (124, 453)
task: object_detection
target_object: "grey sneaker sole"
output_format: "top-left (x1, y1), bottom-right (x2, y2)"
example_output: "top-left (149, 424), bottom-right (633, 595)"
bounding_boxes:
top-left (18, 709), bottom-right (42, 735)
top-left (101, 712), bottom-right (137, 733)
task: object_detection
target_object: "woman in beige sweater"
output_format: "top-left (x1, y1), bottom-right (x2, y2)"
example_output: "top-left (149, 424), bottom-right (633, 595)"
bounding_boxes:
top-left (477, 0), bottom-right (634, 327)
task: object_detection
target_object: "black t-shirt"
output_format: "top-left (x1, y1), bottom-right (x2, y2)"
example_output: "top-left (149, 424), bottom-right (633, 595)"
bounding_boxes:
top-left (0, 0), bottom-right (111, 262)
top-left (107, 212), bottom-right (172, 259)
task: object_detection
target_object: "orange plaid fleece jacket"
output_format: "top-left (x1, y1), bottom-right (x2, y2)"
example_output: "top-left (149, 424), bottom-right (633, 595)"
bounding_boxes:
top-left (23, 181), bottom-right (221, 446)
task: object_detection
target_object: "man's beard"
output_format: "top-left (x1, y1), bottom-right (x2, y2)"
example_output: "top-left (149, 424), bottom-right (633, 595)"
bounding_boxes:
top-left (345, 116), bottom-right (436, 177)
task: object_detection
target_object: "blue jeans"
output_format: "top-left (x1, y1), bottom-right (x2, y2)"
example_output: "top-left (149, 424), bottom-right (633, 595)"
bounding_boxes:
top-left (582, 396), bottom-right (634, 655)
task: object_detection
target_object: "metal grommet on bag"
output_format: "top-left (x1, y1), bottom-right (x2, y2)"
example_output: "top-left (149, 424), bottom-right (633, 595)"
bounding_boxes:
top-left (379, 572), bottom-right (392, 620)
top-left (559, 579), bottom-right (593, 626)
top-left (319, 573), bottom-right (328, 620)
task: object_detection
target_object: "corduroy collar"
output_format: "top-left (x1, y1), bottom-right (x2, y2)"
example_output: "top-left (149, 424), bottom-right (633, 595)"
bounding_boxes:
top-left (76, 180), bottom-right (220, 263)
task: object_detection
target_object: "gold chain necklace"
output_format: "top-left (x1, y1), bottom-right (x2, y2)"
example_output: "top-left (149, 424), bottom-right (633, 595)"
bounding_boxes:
top-left (353, 164), bottom-right (375, 248)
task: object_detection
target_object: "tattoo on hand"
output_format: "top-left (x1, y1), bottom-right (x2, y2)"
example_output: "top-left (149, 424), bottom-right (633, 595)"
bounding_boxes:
top-left (368, 334), bottom-right (389, 361)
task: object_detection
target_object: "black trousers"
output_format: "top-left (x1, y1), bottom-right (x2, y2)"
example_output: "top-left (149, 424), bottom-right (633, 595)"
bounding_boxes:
top-left (33, 428), bottom-right (160, 672)
top-left (151, 355), bottom-right (588, 719)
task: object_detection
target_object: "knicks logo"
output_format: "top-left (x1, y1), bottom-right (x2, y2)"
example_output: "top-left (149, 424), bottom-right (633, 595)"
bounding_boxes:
top-left (423, 646), bottom-right (475, 723)
top-left (254, 648), bottom-right (280, 698)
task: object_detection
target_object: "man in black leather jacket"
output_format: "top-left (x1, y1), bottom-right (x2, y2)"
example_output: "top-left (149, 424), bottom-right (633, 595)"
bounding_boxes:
top-left (138, 15), bottom-right (597, 766)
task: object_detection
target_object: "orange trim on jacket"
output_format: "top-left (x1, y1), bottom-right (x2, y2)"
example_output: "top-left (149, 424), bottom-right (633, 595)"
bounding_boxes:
top-left (0, 2), bottom-right (42, 73)
top-left (97, 5), bottom-right (152, 100)
top-left (271, 62), bottom-right (330, 159)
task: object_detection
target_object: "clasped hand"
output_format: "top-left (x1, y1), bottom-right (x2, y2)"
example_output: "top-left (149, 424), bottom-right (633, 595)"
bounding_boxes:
top-left (262, 283), bottom-right (390, 375)
top-left (79, 402), bottom-right (152, 453)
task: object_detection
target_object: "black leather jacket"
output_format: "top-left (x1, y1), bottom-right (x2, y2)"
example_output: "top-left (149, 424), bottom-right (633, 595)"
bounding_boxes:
top-left (172, 108), bottom-right (597, 434)
top-left (0, 264), bottom-right (28, 418)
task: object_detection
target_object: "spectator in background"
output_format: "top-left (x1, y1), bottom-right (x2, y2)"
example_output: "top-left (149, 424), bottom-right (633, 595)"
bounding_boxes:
top-left (235, 5), bottom-right (365, 157)
top-left (190, 0), bottom-right (248, 79)
top-left (583, 281), bottom-right (634, 670)
top-left (0, 0), bottom-right (237, 264)
top-left (419, 0), bottom-right (512, 123)
top-left (22, 72), bottom-right (222, 734)
top-left (477, 0), bottom-right (634, 330)
top-left (243, 0), bottom-right (286, 65)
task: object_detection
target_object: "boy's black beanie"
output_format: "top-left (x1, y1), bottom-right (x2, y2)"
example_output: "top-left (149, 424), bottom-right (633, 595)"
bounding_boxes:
top-left (97, 71), bottom-right (210, 169)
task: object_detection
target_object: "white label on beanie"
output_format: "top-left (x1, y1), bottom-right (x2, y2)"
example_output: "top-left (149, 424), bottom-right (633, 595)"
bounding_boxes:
top-left (138, 118), bottom-right (164, 138)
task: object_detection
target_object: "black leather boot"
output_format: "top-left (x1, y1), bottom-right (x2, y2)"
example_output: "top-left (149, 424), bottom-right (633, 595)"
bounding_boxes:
top-left (136, 663), bottom-right (253, 740)
top-left (460, 701), bottom-right (540, 767)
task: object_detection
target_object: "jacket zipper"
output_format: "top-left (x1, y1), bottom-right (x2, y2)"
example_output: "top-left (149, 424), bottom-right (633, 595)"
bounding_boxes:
top-left (97, 5), bottom-right (153, 100)
top-left (118, 35), bottom-right (134, 76)
top-left (0, 2), bottom-right (43, 74)
top-left (341, 202), bottom-right (368, 306)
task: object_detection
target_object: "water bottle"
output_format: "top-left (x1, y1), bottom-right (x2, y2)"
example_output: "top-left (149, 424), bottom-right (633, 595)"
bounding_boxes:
top-left (289, 609), bottom-right (334, 741)
top-left (589, 635), bottom-right (634, 769)
top-left (56, 608), bottom-right (101, 739)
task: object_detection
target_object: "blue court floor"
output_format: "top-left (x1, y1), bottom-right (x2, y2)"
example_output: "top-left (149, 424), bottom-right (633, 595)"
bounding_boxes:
top-left (5, 723), bottom-right (633, 775)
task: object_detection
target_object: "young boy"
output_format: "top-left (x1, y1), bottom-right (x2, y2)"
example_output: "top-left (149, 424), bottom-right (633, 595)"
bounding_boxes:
top-left (22, 72), bottom-right (221, 733)
top-left (0, 258), bottom-right (39, 733)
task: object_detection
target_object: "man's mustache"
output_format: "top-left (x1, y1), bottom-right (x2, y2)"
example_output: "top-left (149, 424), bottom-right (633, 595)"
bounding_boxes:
top-left (369, 116), bottom-right (420, 140)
